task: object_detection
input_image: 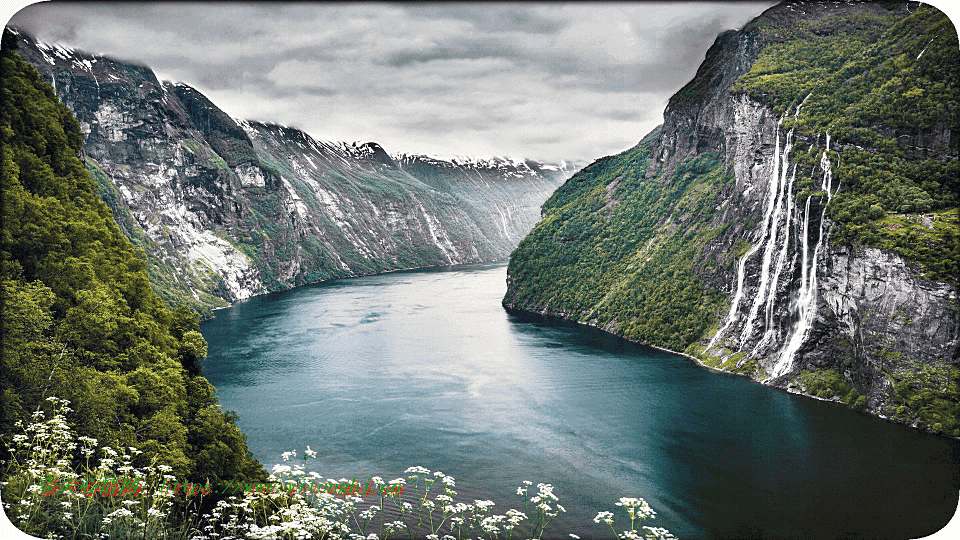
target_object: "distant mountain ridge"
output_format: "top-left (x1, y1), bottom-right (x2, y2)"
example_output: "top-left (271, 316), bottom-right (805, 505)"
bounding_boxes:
top-left (11, 28), bottom-right (572, 315)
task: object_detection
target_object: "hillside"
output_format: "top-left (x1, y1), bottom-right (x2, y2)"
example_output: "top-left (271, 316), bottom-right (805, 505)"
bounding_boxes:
top-left (1, 27), bottom-right (266, 519)
top-left (504, 0), bottom-right (959, 436)
top-left (10, 29), bottom-right (570, 316)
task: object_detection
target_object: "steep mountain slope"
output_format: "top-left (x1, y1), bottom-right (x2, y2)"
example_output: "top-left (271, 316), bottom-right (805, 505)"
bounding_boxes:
top-left (11, 29), bottom-right (569, 315)
top-left (505, 0), bottom-right (959, 435)
top-left (0, 29), bottom-right (266, 503)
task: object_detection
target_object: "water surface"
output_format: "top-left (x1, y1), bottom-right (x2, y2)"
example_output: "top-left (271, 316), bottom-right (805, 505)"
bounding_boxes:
top-left (202, 262), bottom-right (959, 539)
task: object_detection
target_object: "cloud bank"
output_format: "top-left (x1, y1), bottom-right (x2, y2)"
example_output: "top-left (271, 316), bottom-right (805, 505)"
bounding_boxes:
top-left (9, 2), bottom-right (776, 162)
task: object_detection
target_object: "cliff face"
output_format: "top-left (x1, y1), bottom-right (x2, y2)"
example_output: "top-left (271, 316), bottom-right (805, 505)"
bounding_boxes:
top-left (11, 30), bottom-right (569, 314)
top-left (504, 0), bottom-right (959, 435)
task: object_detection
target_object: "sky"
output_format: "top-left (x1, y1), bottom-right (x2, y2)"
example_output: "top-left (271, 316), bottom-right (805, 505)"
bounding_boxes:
top-left (4, 1), bottom-right (787, 163)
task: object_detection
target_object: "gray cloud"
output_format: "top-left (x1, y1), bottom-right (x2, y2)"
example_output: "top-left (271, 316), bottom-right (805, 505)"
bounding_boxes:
top-left (385, 42), bottom-right (520, 68)
top-left (7, 1), bottom-right (777, 162)
top-left (400, 4), bottom-right (569, 35)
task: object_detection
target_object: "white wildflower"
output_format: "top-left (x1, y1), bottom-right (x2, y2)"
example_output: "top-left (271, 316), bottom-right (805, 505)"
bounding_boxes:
top-left (594, 511), bottom-right (615, 525)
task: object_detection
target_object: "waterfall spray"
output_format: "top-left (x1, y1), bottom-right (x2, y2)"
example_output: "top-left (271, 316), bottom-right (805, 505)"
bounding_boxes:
top-left (741, 129), bottom-right (793, 345)
top-left (753, 164), bottom-right (796, 355)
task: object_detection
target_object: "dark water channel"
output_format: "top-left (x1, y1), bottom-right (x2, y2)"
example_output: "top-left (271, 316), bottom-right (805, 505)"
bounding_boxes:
top-left (201, 262), bottom-right (959, 539)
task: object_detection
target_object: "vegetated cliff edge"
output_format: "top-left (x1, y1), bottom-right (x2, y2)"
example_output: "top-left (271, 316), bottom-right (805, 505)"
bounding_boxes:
top-left (10, 29), bottom-right (571, 316)
top-left (504, 0), bottom-right (959, 436)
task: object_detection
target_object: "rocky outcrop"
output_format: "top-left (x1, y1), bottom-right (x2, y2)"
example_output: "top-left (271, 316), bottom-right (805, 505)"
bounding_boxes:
top-left (503, 0), bottom-right (959, 435)
top-left (803, 246), bottom-right (959, 400)
top-left (11, 29), bottom-right (570, 314)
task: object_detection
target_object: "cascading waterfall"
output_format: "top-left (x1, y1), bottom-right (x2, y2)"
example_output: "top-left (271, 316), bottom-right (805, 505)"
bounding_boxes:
top-left (706, 120), bottom-right (785, 352)
top-left (753, 163), bottom-right (796, 355)
top-left (740, 129), bottom-right (794, 345)
top-left (821, 134), bottom-right (832, 192)
top-left (794, 93), bottom-right (811, 119)
top-left (772, 134), bottom-right (836, 378)
top-left (706, 117), bottom-right (843, 378)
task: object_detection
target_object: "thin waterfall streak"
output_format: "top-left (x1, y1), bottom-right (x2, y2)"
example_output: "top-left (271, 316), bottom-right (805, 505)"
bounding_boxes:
top-left (769, 164), bottom-right (797, 326)
top-left (795, 93), bottom-right (811, 119)
top-left (707, 243), bottom-right (760, 352)
top-left (754, 164), bottom-right (796, 355)
top-left (800, 197), bottom-right (810, 294)
top-left (773, 142), bottom-right (833, 378)
top-left (742, 129), bottom-right (793, 345)
top-left (820, 144), bottom-right (833, 195)
top-left (773, 196), bottom-right (812, 378)
top-left (706, 122), bottom-right (783, 353)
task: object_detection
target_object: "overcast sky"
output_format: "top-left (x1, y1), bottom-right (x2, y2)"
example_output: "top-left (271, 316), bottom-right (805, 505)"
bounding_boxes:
top-left (9, 2), bottom-right (784, 163)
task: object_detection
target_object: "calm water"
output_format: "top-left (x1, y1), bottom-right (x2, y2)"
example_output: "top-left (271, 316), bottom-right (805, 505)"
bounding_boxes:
top-left (201, 262), bottom-right (959, 539)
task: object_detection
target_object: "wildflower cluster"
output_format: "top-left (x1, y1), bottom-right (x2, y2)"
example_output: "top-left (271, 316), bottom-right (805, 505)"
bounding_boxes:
top-left (1, 397), bottom-right (189, 539)
top-left (2, 397), bottom-right (678, 540)
top-left (593, 497), bottom-right (676, 540)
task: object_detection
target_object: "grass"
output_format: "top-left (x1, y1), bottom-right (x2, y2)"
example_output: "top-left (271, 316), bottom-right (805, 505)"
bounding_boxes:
top-left (873, 208), bottom-right (959, 282)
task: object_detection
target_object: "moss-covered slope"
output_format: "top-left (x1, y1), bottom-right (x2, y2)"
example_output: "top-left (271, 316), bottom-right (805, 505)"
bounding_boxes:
top-left (504, 0), bottom-right (959, 436)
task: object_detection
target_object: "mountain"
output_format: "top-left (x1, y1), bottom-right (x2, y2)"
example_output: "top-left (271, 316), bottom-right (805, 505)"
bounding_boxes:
top-left (10, 29), bottom-right (571, 315)
top-left (504, 0), bottom-right (959, 435)
top-left (0, 28), bottom-right (267, 503)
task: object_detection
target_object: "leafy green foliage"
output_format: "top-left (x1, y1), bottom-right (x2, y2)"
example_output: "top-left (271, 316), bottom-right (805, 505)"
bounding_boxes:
top-left (737, 4), bottom-right (959, 283)
top-left (1, 30), bottom-right (266, 515)
top-left (506, 135), bottom-right (729, 352)
top-left (795, 369), bottom-right (863, 407)
top-left (886, 364), bottom-right (960, 436)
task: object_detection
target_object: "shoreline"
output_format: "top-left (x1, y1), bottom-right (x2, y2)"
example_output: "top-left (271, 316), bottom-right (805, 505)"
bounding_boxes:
top-left (501, 301), bottom-right (959, 441)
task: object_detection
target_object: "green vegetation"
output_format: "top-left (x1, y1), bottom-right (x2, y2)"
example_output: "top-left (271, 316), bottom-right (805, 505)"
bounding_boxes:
top-left (5, 398), bottom-right (676, 539)
top-left (736, 4), bottom-right (959, 283)
top-left (885, 364), bottom-right (960, 436)
top-left (506, 133), bottom-right (729, 352)
top-left (795, 369), bottom-right (865, 408)
top-left (181, 139), bottom-right (230, 170)
top-left (1, 29), bottom-right (266, 526)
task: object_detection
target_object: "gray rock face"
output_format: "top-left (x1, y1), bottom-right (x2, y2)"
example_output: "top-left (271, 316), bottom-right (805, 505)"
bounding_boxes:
top-left (12, 30), bottom-right (569, 314)
top-left (657, 6), bottom-right (958, 426)
top-left (803, 246), bottom-right (959, 404)
top-left (503, 1), bottom-right (958, 434)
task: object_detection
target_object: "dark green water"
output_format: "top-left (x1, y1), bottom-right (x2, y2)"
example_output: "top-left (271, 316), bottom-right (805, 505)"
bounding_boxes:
top-left (201, 262), bottom-right (959, 539)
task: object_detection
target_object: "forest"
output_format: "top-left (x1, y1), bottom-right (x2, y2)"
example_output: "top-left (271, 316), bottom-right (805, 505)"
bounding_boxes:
top-left (1, 28), bottom-right (267, 533)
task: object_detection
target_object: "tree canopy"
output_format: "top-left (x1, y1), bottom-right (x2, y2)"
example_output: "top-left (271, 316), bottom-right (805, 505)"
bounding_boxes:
top-left (1, 28), bottom-right (266, 507)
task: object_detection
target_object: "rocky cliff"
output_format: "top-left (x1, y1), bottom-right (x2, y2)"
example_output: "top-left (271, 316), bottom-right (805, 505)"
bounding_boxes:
top-left (10, 29), bottom-right (570, 315)
top-left (504, 0), bottom-right (959, 435)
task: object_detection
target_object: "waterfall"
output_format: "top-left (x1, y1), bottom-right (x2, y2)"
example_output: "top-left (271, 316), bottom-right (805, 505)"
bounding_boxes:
top-left (753, 164), bottom-right (796, 355)
top-left (706, 240), bottom-right (758, 351)
top-left (794, 93), bottom-right (811, 119)
top-left (741, 129), bottom-right (793, 345)
top-left (772, 140), bottom-right (834, 378)
top-left (706, 120), bottom-right (784, 353)
top-left (820, 134), bottom-right (833, 194)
